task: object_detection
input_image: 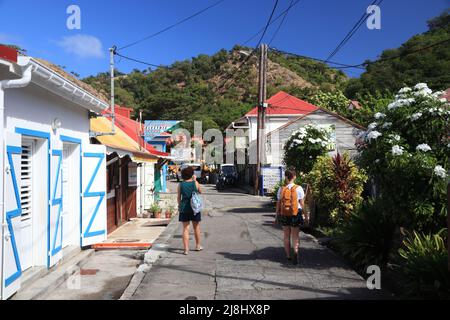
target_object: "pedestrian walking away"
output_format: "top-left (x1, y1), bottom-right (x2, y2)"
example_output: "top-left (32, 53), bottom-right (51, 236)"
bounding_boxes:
top-left (178, 166), bottom-right (204, 255)
top-left (276, 170), bottom-right (305, 265)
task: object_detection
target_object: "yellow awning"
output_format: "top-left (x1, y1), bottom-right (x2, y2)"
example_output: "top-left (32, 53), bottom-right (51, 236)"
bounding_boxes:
top-left (90, 117), bottom-right (157, 163)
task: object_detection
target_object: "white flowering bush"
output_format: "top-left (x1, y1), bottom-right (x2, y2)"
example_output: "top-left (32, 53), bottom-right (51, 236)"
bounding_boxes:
top-left (357, 83), bottom-right (449, 232)
top-left (284, 124), bottom-right (333, 174)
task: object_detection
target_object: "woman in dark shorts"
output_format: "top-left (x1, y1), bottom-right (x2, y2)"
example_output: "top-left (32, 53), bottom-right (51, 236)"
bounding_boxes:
top-left (276, 170), bottom-right (305, 264)
top-left (177, 166), bottom-right (203, 255)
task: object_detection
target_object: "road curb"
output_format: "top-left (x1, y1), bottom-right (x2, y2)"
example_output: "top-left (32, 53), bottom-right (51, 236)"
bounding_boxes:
top-left (119, 216), bottom-right (180, 300)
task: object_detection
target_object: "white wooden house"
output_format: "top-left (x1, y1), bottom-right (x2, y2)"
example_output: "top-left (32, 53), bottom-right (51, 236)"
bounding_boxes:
top-left (266, 108), bottom-right (366, 166)
top-left (0, 47), bottom-right (109, 299)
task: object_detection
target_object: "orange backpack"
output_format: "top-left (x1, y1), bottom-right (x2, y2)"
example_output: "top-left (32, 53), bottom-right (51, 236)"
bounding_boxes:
top-left (280, 185), bottom-right (299, 216)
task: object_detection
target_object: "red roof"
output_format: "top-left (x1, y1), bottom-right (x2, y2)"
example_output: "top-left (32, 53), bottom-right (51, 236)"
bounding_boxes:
top-left (102, 109), bottom-right (170, 158)
top-left (245, 91), bottom-right (319, 116)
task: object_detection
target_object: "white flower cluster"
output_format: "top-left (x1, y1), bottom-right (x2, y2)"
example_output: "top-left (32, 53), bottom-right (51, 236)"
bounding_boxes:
top-left (366, 131), bottom-right (382, 141)
top-left (416, 144), bottom-right (431, 152)
top-left (387, 134), bottom-right (401, 144)
top-left (290, 124), bottom-right (331, 147)
top-left (388, 98), bottom-right (415, 110)
top-left (391, 145), bottom-right (404, 156)
top-left (434, 165), bottom-right (447, 179)
top-left (374, 112), bottom-right (386, 120)
top-left (409, 112), bottom-right (422, 121)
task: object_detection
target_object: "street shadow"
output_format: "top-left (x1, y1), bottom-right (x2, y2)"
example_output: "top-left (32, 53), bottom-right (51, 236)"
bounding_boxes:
top-left (225, 207), bottom-right (274, 214)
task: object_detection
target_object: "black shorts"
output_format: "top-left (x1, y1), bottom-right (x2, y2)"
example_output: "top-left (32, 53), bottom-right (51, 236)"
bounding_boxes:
top-left (179, 211), bottom-right (202, 222)
top-left (278, 209), bottom-right (304, 227)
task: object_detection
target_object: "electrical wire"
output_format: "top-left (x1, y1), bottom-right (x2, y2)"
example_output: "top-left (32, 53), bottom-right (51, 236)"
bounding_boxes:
top-left (268, 0), bottom-right (296, 46)
top-left (325, 0), bottom-right (383, 63)
top-left (115, 52), bottom-right (169, 69)
top-left (243, 0), bottom-right (302, 46)
top-left (118, 0), bottom-right (226, 51)
top-left (217, 0), bottom-right (280, 91)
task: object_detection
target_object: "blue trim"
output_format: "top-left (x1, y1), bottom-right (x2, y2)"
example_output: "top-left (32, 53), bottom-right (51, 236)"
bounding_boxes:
top-left (60, 135), bottom-right (82, 144)
top-left (15, 127), bottom-right (52, 268)
top-left (5, 146), bottom-right (23, 287)
top-left (51, 150), bottom-right (63, 256)
top-left (82, 152), bottom-right (106, 238)
top-left (15, 128), bottom-right (51, 140)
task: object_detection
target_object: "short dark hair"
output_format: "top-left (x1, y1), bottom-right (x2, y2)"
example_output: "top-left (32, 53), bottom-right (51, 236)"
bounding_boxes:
top-left (181, 166), bottom-right (195, 180)
top-left (285, 169), bottom-right (296, 181)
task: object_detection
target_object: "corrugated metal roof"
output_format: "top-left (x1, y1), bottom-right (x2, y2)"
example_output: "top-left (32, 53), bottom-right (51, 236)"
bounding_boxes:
top-left (246, 91), bottom-right (319, 116)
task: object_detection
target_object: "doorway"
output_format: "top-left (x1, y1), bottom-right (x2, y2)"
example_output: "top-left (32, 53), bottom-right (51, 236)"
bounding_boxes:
top-left (61, 143), bottom-right (80, 248)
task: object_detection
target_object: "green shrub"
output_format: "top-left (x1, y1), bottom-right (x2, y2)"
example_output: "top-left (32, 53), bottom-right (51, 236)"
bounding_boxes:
top-left (357, 83), bottom-right (449, 233)
top-left (398, 229), bottom-right (450, 298)
top-left (306, 153), bottom-right (368, 225)
top-left (283, 124), bottom-right (332, 174)
top-left (334, 200), bottom-right (395, 273)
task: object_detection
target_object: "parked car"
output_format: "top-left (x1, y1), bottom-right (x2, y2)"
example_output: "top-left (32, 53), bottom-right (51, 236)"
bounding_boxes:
top-left (216, 164), bottom-right (238, 190)
top-left (177, 163), bottom-right (203, 182)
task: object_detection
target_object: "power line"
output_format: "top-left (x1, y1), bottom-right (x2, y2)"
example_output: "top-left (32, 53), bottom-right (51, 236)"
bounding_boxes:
top-left (114, 52), bottom-right (169, 69)
top-left (243, 0), bottom-right (302, 46)
top-left (270, 47), bottom-right (366, 69)
top-left (348, 37), bottom-right (450, 68)
top-left (117, 0), bottom-right (226, 51)
top-left (268, 0), bottom-right (296, 46)
top-left (325, 0), bottom-right (383, 63)
top-left (217, 0), bottom-right (280, 91)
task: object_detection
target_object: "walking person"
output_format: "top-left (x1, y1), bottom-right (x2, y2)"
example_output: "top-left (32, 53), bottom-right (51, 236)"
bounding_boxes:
top-left (177, 166), bottom-right (203, 255)
top-left (276, 170), bottom-right (305, 265)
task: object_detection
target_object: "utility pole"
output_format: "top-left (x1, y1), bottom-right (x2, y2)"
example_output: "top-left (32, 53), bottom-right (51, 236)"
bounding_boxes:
top-left (109, 46), bottom-right (117, 134)
top-left (254, 44), bottom-right (268, 196)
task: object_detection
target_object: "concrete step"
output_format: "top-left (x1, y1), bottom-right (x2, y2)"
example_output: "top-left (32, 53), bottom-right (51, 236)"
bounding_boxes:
top-left (11, 249), bottom-right (94, 300)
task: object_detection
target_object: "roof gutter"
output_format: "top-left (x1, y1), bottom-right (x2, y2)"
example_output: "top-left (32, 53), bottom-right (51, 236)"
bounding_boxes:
top-left (16, 56), bottom-right (109, 114)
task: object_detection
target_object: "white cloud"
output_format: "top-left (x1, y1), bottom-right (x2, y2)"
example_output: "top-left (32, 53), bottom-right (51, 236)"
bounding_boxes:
top-left (58, 34), bottom-right (105, 59)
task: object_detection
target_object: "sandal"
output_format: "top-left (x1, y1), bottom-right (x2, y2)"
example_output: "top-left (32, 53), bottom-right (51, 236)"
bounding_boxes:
top-left (183, 250), bottom-right (189, 255)
top-left (195, 246), bottom-right (204, 252)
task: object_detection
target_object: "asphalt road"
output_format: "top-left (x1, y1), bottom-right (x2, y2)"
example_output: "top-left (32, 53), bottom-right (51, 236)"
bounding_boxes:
top-left (130, 182), bottom-right (386, 300)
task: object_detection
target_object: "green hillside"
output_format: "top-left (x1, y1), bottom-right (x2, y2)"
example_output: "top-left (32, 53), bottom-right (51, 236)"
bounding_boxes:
top-left (83, 45), bottom-right (348, 132)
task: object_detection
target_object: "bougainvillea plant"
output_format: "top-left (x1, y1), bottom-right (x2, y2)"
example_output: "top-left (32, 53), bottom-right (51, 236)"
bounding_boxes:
top-left (357, 83), bottom-right (449, 233)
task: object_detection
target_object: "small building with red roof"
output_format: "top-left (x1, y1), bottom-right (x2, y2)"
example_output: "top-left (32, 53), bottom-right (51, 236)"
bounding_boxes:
top-left (229, 91), bottom-right (319, 144)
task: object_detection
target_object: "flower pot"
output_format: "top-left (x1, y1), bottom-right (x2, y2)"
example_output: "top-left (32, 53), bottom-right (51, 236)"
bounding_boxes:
top-left (154, 211), bottom-right (162, 219)
top-left (165, 211), bottom-right (172, 219)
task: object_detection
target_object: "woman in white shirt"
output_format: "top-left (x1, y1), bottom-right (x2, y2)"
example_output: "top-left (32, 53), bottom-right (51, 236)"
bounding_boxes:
top-left (276, 170), bottom-right (305, 265)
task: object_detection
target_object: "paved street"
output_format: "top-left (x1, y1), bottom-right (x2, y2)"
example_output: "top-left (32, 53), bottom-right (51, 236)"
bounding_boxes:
top-left (130, 182), bottom-right (385, 300)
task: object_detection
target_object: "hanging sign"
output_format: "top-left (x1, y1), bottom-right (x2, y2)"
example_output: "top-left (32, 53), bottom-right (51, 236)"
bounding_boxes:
top-left (144, 121), bottom-right (180, 141)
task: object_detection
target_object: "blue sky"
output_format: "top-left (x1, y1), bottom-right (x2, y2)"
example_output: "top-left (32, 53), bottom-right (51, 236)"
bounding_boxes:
top-left (0, 0), bottom-right (448, 78)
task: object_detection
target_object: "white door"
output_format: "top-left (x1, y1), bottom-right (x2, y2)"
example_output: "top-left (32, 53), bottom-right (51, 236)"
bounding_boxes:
top-left (61, 146), bottom-right (70, 248)
top-left (2, 132), bottom-right (22, 300)
top-left (144, 163), bottom-right (155, 210)
top-left (19, 140), bottom-right (34, 271)
top-left (81, 144), bottom-right (107, 246)
top-left (48, 137), bottom-right (63, 267)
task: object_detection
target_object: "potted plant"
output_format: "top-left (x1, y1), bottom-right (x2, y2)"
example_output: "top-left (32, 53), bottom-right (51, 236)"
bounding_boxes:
top-left (165, 205), bottom-right (176, 219)
top-left (150, 203), bottom-right (162, 219)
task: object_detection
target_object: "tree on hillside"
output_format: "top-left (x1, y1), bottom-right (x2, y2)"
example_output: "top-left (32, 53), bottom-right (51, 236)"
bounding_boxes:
top-left (345, 10), bottom-right (450, 98)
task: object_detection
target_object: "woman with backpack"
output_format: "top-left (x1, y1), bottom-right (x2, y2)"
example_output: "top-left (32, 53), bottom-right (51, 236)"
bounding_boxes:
top-left (177, 166), bottom-right (203, 255)
top-left (276, 170), bottom-right (305, 265)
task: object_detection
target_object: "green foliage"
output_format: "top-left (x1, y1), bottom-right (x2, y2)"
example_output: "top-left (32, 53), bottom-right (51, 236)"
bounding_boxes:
top-left (283, 124), bottom-right (332, 174)
top-left (309, 90), bottom-right (350, 116)
top-left (306, 153), bottom-right (368, 225)
top-left (357, 83), bottom-right (449, 233)
top-left (334, 200), bottom-right (396, 273)
top-left (398, 229), bottom-right (450, 298)
top-left (345, 11), bottom-right (450, 98)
